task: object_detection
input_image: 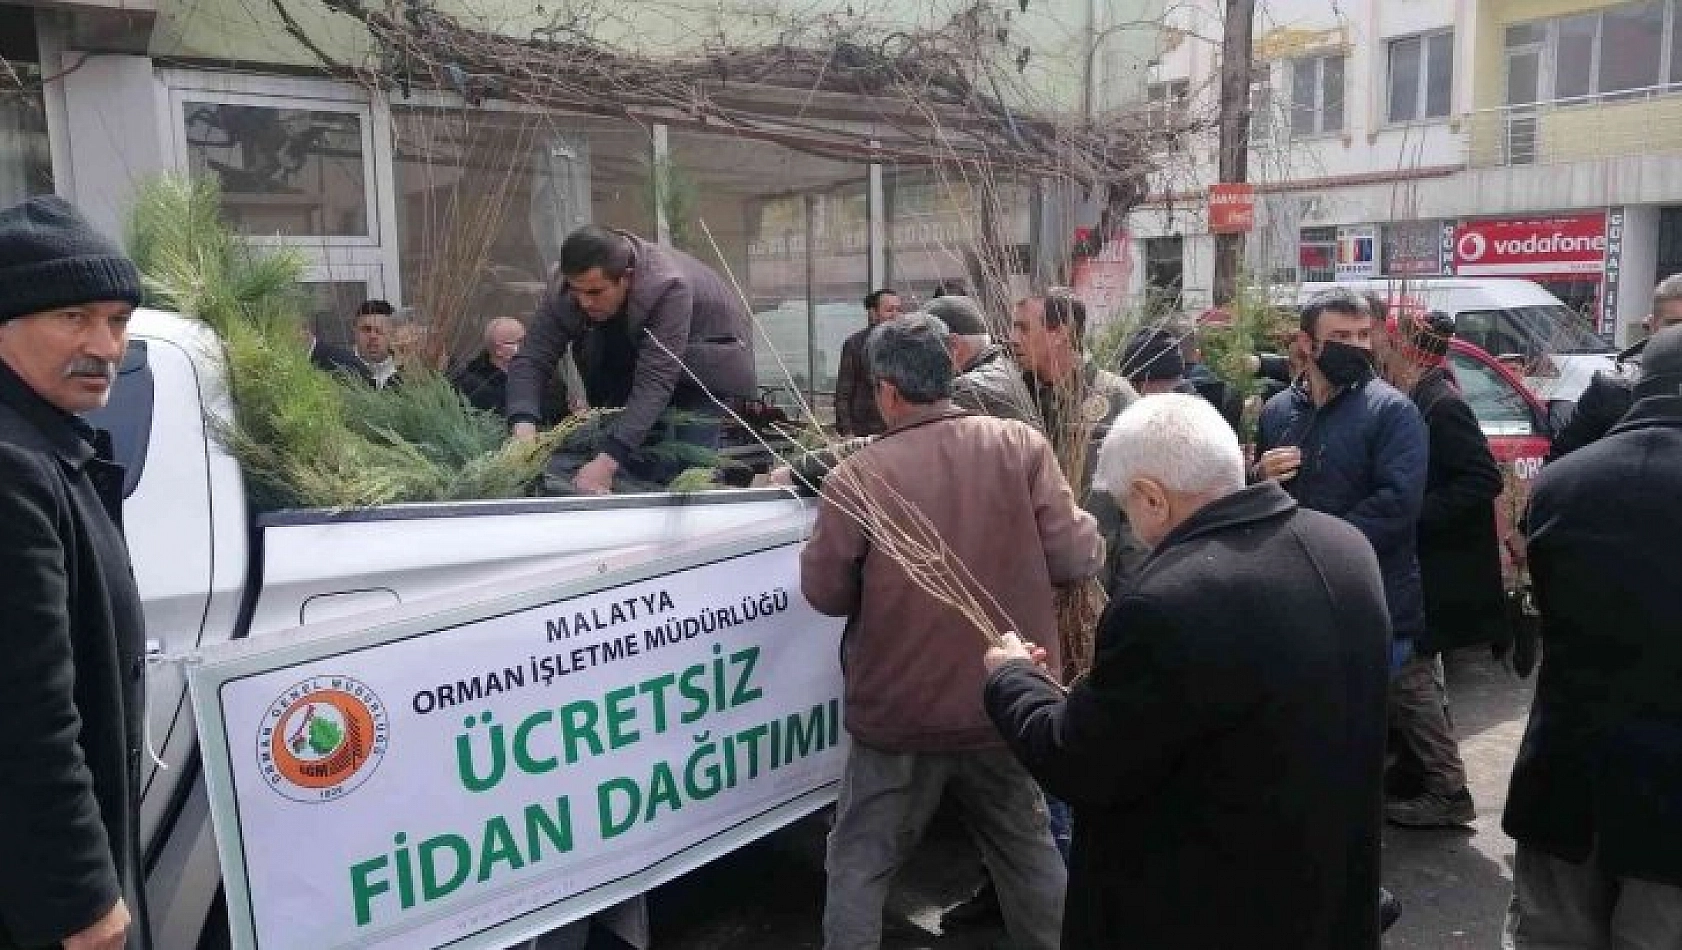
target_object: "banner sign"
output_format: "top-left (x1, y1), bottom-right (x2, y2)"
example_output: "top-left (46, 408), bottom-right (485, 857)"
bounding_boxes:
top-left (1335, 225), bottom-right (1379, 280)
top-left (1452, 213), bottom-right (1608, 277)
top-left (1601, 206), bottom-right (1626, 337)
top-left (1382, 220), bottom-right (1445, 277)
top-left (190, 531), bottom-right (846, 950)
top-left (1208, 183), bottom-right (1256, 234)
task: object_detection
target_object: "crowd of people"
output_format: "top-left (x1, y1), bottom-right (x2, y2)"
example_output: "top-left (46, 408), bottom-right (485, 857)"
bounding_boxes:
top-left (1, 191), bottom-right (1678, 950)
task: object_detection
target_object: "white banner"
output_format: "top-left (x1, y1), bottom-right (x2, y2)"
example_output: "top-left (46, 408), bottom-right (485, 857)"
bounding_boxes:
top-left (190, 532), bottom-right (846, 950)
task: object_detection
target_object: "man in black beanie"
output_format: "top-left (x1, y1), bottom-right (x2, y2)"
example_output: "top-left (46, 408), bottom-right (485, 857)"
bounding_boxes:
top-left (1119, 327), bottom-right (1189, 395)
top-left (0, 196), bottom-right (150, 950)
top-left (1502, 324), bottom-right (1682, 947)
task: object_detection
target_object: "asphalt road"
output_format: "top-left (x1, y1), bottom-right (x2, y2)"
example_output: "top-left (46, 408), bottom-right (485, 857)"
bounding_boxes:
top-left (616, 649), bottom-right (1534, 950)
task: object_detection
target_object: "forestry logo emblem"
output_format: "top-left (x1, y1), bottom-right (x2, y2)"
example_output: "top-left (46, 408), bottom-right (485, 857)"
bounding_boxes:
top-left (257, 676), bottom-right (389, 803)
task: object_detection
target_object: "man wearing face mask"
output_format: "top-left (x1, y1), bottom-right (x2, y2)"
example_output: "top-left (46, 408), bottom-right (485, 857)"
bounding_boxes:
top-left (1254, 289), bottom-right (1429, 670)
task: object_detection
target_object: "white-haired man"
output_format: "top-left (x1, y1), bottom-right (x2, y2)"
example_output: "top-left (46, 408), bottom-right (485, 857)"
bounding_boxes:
top-left (982, 393), bottom-right (1394, 950)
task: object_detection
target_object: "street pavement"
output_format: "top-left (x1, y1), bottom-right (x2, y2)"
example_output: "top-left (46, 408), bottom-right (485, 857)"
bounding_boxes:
top-left (627, 650), bottom-right (1535, 950)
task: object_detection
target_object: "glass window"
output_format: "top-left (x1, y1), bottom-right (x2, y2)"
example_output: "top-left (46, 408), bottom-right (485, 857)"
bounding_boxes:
top-left (668, 129), bottom-right (868, 406)
top-left (392, 109), bottom-right (653, 359)
top-left (1291, 55), bottom-right (1345, 136)
top-left (1555, 14), bottom-right (1598, 101)
top-left (886, 170), bottom-right (1030, 308)
top-left (182, 102), bottom-right (370, 237)
top-left (1671, 3), bottom-right (1682, 83)
top-left (1448, 349), bottom-right (1538, 437)
top-left (1249, 74), bottom-right (1274, 144)
top-left (1599, 1), bottom-right (1664, 97)
top-left (1426, 32), bottom-right (1455, 117)
top-left (301, 281), bottom-right (370, 346)
top-left (1388, 38), bottom-right (1422, 122)
top-left (1389, 33), bottom-right (1454, 123)
top-left (1506, 23), bottom-right (1546, 48)
top-left (84, 341), bottom-right (154, 498)
top-left (0, 65), bottom-right (53, 207)
top-left (1299, 226), bottom-right (1337, 282)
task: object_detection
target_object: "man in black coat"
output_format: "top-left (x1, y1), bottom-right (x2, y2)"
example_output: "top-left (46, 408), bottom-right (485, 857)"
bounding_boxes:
top-left (1501, 324), bottom-right (1682, 948)
top-left (984, 393), bottom-right (1392, 950)
top-left (0, 197), bottom-right (150, 950)
top-left (1375, 309), bottom-right (1505, 828)
top-left (1547, 273), bottom-right (1682, 462)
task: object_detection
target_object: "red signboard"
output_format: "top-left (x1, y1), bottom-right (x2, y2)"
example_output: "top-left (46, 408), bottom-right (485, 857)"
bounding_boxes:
top-left (1451, 214), bottom-right (1608, 277)
top-left (1209, 184), bottom-right (1255, 234)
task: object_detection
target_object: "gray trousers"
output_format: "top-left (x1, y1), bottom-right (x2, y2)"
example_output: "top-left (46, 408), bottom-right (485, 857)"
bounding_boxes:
top-left (1389, 653), bottom-right (1467, 795)
top-left (823, 742), bottom-right (1065, 950)
top-left (1503, 843), bottom-right (1682, 950)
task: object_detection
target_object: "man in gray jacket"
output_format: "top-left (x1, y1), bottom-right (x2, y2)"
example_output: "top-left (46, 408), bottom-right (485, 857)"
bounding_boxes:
top-left (507, 226), bottom-right (755, 493)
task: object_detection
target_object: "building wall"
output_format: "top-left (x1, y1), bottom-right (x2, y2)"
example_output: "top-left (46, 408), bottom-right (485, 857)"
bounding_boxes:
top-left (1125, 0), bottom-right (1682, 341)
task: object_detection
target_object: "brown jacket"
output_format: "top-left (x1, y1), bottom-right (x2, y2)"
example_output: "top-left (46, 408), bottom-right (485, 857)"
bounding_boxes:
top-left (833, 326), bottom-right (885, 436)
top-left (801, 405), bottom-right (1104, 752)
top-left (507, 232), bottom-right (755, 462)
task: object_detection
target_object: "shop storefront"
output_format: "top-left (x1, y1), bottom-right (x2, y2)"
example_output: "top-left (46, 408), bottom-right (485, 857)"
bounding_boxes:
top-left (1448, 211), bottom-right (1619, 334)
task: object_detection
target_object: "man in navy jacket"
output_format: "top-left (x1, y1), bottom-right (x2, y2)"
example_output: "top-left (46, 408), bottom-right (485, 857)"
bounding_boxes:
top-left (1254, 289), bottom-right (1428, 661)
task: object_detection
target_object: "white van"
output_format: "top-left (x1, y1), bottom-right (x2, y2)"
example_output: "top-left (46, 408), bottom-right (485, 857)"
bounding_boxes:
top-left (1296, 278), bottom-right (1616, 402)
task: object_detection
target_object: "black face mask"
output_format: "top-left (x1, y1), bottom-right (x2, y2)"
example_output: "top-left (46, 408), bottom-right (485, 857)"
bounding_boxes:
top-left (1315, 340), bottom-right (1374, 388)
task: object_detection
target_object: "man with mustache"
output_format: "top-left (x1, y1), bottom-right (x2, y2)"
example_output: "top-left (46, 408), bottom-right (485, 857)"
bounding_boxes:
top-left (0, 197), bottom-right (150, 950)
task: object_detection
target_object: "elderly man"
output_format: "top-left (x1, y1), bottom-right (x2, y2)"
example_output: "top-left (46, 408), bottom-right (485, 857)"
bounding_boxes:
top-left (507, 226), bottom-right (755, 493)
top-left (802, 314), bottom-right (1102, 950)
top-left (1011, 292), bottom-right (1146, 590)
top-left (0, 197), bottom-right (151, 950)
top-left (925, 295), bottom-right (1034, 423)
top-left (1502, 324), bottom-right (1682, 948)
top-left (451, 317), bottom-right (581, 421)
top-left (834, 289), bottom-right (902, 436)
top-left (984, 393), bottom-right (1392, 950)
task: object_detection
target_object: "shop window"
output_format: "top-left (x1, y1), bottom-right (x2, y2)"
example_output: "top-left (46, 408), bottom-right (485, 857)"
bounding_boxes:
top-left (1387, 32), bottom-right (1454, 122)
top-left (0, 9), bottom-right (54, 207)
top-left (885, 170), bottom-right (1030, 308)
top-left (392, 108), bottom-right (653, 359)
top-left (667, 129), bottom-right (868, 405)
top-left (182, 100), bottom-right (373, 238)
top-left (1142, 236), bottom-right (1184, 309)
top-left (1299, 226), bottom-right (1337, 282)
top-left (1290, 54), bottom-right (1345, 137)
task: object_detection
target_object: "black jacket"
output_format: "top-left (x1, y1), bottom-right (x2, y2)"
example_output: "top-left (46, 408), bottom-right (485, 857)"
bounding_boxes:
top-left (1546, 368), bottom-right (1634, 463)
top-left (450, 353), bottom-right (568, 422)
top-left (985, 483), bottom-right (1391, 950)
top-left (833, 327), bottom-right (885, 437)
top-left (1504, 395), bottom-right (1682, 886)
top-left (0, 362), bottom-right (148, 949)
top-left (1256, 377), bottom-right (1428, 642)
top-left (1411, 368), bottom-right (1507, 655)
top-left (309, 339), bottom-right (374, 385)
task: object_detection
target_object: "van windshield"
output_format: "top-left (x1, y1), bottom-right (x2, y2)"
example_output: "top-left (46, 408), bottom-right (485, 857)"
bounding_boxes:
top-left (1509, 305), bottom-right (1610, 353)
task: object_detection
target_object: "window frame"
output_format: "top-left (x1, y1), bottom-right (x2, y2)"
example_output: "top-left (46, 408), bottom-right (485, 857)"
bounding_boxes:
top-left (1507, 0), bottom-right (1679, 106)
top-left (1386, 30), bottom-right (1455, 124)
top-left (1289, 53), bottom-right (1346, 138)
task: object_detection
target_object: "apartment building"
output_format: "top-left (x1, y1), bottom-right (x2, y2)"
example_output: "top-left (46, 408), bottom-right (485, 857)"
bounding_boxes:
top-left (1130, 0), bottom-right (1682, 344)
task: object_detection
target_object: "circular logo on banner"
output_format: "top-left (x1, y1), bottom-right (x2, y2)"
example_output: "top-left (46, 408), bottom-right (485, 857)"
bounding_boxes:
top-left (257, 677), bottom-right (389, 803)
top-left (1456, 232), bottom-right (1488, 262)
top-left (1081, 393), bottom-right (1112, 424)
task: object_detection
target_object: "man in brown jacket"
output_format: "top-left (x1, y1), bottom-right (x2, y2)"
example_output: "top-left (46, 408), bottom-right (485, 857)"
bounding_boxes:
top-left (802, 313), bottom-right (1102, 950)
top-left (507, 226), bottom-right (755, 493)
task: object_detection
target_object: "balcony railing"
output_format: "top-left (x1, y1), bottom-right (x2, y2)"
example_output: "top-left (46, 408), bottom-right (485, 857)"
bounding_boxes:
top-left (1464, 83), bottom-right (1682, 167)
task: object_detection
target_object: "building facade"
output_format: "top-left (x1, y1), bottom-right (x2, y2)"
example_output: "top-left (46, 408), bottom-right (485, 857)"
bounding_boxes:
top-left (1, 0), bottom-right (1163, 401)
top-left (1130, 0), bottom-right (1682, 345)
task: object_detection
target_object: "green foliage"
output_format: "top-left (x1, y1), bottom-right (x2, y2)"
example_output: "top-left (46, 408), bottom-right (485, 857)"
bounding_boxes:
top-left (125, 175), bottom-right (566, 510)
top-left (1197, 282), bottom-right (1298, 400)
top-left (307, 715), bottom-right (344, 756)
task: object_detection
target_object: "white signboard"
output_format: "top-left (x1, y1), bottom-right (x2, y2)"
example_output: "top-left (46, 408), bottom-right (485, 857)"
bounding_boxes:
top-left (189, 531), bottom-right (846, 950)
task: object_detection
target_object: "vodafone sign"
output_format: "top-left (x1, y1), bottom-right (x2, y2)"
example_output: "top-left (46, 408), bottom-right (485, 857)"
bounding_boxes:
top-left (1452, 214), bottom-right (1608, 277)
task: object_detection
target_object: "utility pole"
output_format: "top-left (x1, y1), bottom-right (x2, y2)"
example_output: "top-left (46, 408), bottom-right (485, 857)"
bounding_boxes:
top-left (1212, 0), bottom-right (1256, 307)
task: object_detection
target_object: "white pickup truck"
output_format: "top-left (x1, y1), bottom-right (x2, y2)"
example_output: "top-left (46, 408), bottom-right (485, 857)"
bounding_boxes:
top-left (92, 310), bottom-right (813, 948)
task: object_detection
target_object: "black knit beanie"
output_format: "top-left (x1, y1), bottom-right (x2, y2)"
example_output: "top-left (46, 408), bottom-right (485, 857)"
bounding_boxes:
top-left (0, 196), bottom-right (143, 323)
top-left (1121, 328), bottom-right (1186, 383)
